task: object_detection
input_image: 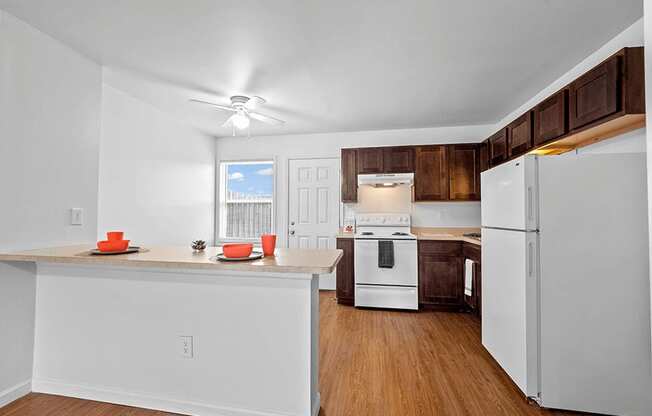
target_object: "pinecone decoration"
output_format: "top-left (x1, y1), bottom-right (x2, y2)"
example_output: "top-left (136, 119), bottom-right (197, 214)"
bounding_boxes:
top-left (191, 240), bottom-right (207, 252)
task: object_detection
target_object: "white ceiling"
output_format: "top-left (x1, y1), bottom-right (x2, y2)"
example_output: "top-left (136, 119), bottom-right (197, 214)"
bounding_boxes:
top-left (0, 0), bottom-right (643, 137)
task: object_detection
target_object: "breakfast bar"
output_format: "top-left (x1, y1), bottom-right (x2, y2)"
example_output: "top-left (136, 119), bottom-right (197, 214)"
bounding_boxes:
top-left (0, 245), bottom-right (342, 416)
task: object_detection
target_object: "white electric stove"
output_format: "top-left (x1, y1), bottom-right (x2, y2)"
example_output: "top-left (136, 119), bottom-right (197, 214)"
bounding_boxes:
top-left (354, 213), bottom-right (418, 310)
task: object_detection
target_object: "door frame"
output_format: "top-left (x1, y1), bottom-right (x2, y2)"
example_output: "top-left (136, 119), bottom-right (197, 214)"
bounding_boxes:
top-left (286, 157), bottom-right (342, 248)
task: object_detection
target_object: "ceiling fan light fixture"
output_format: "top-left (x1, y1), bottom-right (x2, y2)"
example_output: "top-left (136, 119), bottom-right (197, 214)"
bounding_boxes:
top-left (232, 111), bottom-right (250, 129)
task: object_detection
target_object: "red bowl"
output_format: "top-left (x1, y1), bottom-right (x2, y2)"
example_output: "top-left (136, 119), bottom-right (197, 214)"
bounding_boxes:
top-left (97, 239), bottom-right (130, 252)
top-left (222, 243), bottom-right (253, 258)
top-left (107, 231), bottom-right (124, 241)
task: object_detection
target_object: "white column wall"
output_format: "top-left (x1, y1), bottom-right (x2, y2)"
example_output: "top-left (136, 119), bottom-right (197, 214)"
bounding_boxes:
top-left (0, 9), bottom-right (102, 404)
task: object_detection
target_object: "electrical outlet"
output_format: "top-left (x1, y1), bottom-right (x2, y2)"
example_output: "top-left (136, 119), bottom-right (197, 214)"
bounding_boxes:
top-left (179, 335), bottom-right (193, 358)
top-left (70, 208), bottom-right (83, 225)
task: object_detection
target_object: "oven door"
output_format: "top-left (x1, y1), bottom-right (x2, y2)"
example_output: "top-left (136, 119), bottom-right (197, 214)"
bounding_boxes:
top-left (354, 239), bottom-right (417, 286)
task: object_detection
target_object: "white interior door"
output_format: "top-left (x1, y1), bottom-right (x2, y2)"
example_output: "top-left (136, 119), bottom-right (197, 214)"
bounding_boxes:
top-left (288, 158), bottom-right (340, 289)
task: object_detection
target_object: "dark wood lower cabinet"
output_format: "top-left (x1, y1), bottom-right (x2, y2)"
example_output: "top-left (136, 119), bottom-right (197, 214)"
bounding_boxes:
top-left (418, 241), bottom-right (464, 310)
top-left (462, 243), bottom-right (482, 318)
top-left (336, 238), bottom-right (354, 305)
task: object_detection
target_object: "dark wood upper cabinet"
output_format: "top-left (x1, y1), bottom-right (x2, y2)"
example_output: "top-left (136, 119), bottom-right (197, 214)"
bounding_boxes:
top-left (479, 141), bottom-right (489, 172)
top-left (414, 145), bottom-right (449, 201)
top-left (418, 241), bottom-right (464, 309)
top-left (356, 148), bottom-right (384, 174)
top-left (341, 148), bottom-right (357, 203)
top-left (507, 112), bottom-right (533, 157)
top-left (448, 144), bottom-right (480, 201)
top-left (383, 146), bottom-right (415, 173)
top-left (569, 55), bottom-right (620, 131)
top-left (335, 238), bottom-right (354, 305)
top-left (534, 90), bottom-right (568, 146)
top-left (486, 47), bottom-right (644, 164)
top-left (488, 128), bottom-right (508, 167)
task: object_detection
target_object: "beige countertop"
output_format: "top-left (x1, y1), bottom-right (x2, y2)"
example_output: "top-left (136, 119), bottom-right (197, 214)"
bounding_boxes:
top-left (0, 245), bottom-right (343, 275)
top-left (337, 227), bottom-right (481, 246)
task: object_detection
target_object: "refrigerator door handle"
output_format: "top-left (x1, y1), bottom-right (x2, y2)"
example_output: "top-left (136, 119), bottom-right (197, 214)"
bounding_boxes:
top-left (527, 186), bottom-right (534, 222)
top-left (528, 241), bottom-right (534, 277)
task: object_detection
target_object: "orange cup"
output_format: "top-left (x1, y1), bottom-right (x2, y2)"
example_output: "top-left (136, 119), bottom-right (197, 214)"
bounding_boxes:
top-left (261, 234), bottom-right (276, 256)
top-left (107, 231), bottom-right (124, 241)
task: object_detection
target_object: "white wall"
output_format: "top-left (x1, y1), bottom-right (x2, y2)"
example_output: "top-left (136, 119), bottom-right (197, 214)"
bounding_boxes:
top-left (0, 9), bottom-right (101, 403)
top-left (216, 125), bottom-right (491, 247)
top-left (97, 84), bottom-right (216, 246)
top-left (355, 186), bottom-right (481, 228)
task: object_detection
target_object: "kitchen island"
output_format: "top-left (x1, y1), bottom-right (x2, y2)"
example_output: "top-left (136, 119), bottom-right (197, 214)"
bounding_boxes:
top-left (0, 245), bottom-right (342, 416)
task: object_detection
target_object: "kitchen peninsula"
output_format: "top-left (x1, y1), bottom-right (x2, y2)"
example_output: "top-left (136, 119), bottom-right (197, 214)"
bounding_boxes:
top-left (0, 245), bottom-right (342, 416)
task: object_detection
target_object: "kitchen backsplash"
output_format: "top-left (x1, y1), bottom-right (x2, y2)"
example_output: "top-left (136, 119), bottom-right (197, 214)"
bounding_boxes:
top-left (342, 185), bottom-right (481, 228)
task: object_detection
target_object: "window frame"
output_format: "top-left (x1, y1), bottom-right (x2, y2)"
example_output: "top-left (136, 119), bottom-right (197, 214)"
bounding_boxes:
top-left (216, 158), bottom-right (276, 243)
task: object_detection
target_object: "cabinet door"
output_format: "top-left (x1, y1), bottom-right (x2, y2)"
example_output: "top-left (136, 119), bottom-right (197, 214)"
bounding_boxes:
top-left (462, 243), bottom-right (481, 315)
top-left (507, 112), bottom-right (533, 157)
top-left (341, 149), bottom-right (357, 203)
top-left (534, 90), bottom-right (568, 146)
top-left (488, 128), bottom-right (508, 167)
top-left (419, 253), bottom-right (464, 307)
top-left (336, 238), bottom-right (355, 305)
top-left (414, 146), bottom-right (448, 201)
top-left (448, 144), bottom-right (480, 201)
top-left (383, 146), bottom-right (414, 173)
top-left (479, 141), bottom-right (489, 172)
top-left (569, 55), bottom-right (620, 130)
top-left (357, 148), bottom-right (384, 174)
top-left (418, 241), bottom-right (463, 308)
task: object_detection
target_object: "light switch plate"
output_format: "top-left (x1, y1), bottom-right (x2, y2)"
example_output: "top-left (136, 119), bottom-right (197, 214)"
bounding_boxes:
top-left (179, 335), bottom-right (193, 358)
top-left (70, 208), bottom-right (83, 225)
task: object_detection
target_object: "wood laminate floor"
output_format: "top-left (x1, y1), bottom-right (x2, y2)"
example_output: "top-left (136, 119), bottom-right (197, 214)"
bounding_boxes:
top-left (0, 292), bottom-right (590, 416)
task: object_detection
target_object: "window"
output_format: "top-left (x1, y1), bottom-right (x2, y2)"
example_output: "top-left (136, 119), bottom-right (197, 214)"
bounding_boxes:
top-left (218, 160), bottom-right (274, 240)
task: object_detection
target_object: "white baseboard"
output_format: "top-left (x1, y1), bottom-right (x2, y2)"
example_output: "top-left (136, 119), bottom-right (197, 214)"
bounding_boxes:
top-left (33, 379), bottom-right (313, 416)
top-left (0, 380), bottom-right (31, 408)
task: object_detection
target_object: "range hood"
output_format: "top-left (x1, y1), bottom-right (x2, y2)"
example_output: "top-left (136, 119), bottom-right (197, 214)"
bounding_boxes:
top-left (357, 173), bottom-right (414, 187)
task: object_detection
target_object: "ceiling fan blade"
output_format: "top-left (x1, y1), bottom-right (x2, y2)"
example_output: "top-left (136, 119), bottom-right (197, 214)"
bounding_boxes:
top-left (245, 96), bottom-right (266, 110)
top-left (222, 114), bottom-right (236, 127)
top-left (189, 99), bottom-right (236, 113)
top-left (249, 111), bottom-right (285, 125)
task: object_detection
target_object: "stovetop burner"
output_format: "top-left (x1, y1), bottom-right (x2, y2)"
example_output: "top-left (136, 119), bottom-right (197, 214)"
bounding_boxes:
top-left (463, 232), bottom-right (481, 239)
top-left (392, 232), bottom-right (409, 236)
top-left (361, 232), bottom-right (374, 236)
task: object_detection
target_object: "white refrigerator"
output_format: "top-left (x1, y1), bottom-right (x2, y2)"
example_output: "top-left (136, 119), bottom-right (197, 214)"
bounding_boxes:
top-left (481, 153), bottom-right (651, 415)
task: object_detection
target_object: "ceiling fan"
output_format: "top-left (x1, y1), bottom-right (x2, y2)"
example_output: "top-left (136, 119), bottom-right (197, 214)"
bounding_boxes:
top-left (190, 95), bottom-right (285, 134)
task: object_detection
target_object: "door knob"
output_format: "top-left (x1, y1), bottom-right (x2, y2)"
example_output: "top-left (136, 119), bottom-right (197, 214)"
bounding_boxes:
top-left (290, 230), bottom-right (295, 235)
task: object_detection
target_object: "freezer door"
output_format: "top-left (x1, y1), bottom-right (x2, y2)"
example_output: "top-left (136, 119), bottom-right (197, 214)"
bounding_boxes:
top-left (482, 227), bottom-right (539, 398)
top-left (481, 155), bottom-right (538, 231)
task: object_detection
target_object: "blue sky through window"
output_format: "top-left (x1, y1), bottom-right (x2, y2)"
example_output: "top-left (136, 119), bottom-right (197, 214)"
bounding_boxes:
top-left (226, 162), bottom-right (273, 198)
